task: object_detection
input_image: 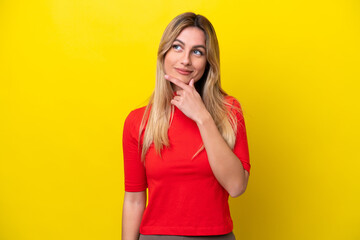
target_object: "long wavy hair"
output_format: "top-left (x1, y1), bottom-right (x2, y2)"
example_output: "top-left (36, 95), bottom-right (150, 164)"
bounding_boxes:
top-left (139, 12), bottom-right (239, 162)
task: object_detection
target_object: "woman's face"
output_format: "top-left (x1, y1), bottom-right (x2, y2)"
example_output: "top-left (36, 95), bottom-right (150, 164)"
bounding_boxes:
top-left (164, 26), bottom-right (207, 91)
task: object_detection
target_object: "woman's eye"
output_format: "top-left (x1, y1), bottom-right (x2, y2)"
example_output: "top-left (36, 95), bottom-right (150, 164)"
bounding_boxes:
top-left (194, 49), bottom-right (203, 56)
top-left (172, 44), bottom-right (181, 50)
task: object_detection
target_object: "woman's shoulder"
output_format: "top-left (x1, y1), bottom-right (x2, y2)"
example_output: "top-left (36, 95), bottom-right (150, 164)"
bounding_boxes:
top-left (223, 95), bottom-right (245, 122)
top-left (223, 95), bottom-right (242, 110)
top-left (123, 106), bottom-right (149, 139)
top-left (125, 105), bottom-right (148, 125)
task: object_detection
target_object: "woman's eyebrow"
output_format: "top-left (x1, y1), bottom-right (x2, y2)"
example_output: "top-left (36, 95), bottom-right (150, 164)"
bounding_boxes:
top-left (174, 39), bottom-right (206, 50)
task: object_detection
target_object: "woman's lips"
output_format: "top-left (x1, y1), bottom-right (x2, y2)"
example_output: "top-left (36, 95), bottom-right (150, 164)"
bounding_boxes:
top-left (175, 68), bottom-right (193, 75)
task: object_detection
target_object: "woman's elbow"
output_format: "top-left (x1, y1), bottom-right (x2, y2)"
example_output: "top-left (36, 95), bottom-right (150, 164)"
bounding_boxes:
top-left (230, 170), bottom-right (249, 198)
top-left (229, 184), bottom-right (247, 198)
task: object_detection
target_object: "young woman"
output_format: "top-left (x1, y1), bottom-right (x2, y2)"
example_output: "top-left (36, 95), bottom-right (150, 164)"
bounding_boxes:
top-left (122, 12), bottom-right (251, 240)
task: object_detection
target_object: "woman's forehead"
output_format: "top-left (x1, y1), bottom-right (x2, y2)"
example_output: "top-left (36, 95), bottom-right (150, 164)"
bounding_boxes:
top-left (174, 27), bottom-right (206, 46)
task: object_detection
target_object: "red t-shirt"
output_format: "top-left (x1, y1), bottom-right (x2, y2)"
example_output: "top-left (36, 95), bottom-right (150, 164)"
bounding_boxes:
top-left (122, 95), bottom-right (250, 236)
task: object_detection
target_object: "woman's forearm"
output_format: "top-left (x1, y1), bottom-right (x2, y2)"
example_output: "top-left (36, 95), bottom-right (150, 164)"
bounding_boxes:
top-left (122, 192), bottom-right (147, 240)
top-left (196, 112), bottom-right (246, 198)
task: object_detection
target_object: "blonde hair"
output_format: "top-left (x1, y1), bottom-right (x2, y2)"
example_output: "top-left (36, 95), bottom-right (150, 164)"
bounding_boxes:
top-left (139, 12), bottom-right (239, 162)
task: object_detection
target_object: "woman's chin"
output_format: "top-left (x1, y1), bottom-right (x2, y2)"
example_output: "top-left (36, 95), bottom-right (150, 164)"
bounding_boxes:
top-left (179, 76), bottom-right (195, 85)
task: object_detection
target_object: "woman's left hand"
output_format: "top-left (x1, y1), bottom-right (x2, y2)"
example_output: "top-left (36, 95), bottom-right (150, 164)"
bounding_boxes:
top-left (165, 74), bottom-right (210, 124)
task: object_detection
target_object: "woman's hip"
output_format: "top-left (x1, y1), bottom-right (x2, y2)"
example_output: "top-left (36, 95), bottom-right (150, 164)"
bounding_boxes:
top-left (139, 231), bottom-right (236, 240)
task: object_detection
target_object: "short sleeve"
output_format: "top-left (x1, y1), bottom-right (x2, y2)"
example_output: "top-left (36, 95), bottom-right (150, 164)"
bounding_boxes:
top-left (122, 110), bottom-right (148, 192)
top-left (227, 97), bottom-right (251, 175)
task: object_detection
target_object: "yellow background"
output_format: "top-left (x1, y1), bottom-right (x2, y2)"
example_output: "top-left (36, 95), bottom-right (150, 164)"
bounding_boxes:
top-left (1, 0), bottom-right (359, 239)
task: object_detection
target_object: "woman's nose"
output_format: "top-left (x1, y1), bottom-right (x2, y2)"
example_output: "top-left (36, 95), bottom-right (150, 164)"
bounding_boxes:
top-left (181, 52), bottom-right (191, 66)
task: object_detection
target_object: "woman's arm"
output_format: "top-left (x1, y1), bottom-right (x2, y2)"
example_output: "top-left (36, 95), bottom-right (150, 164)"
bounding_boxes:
top-left (196, 113), bottom-right (249, 198)
top-left (165, 75), bottom-right (249, 198)
top-left (122, 191), bottom-right (147, 240)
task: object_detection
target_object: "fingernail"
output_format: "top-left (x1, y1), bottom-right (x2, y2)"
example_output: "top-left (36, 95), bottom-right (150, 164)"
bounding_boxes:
top-left (164, 75), bottom-right (168, 78)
